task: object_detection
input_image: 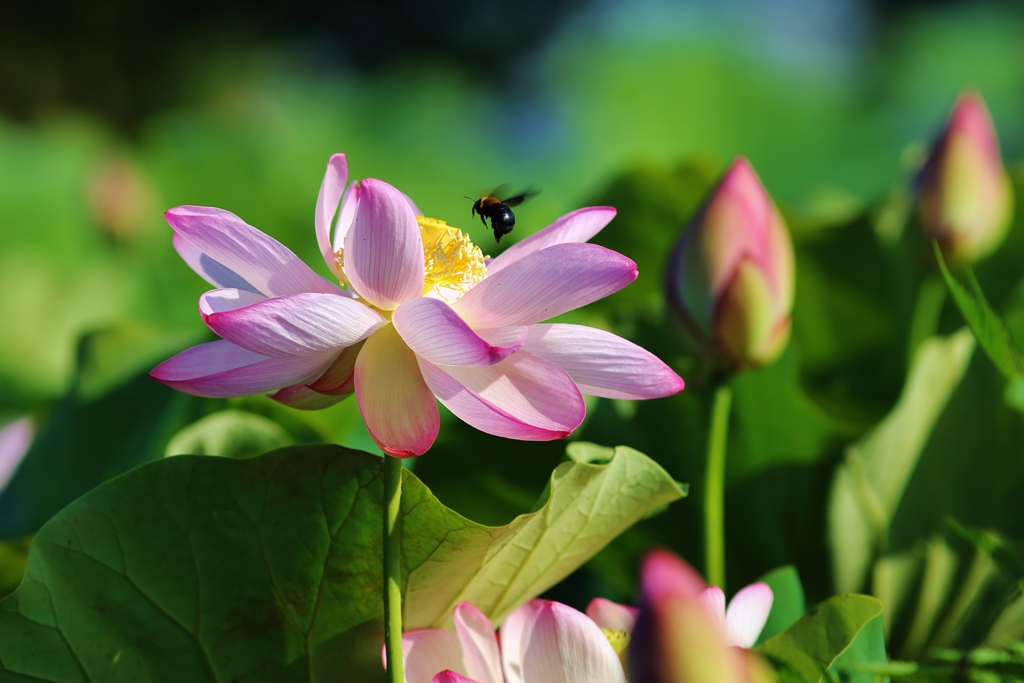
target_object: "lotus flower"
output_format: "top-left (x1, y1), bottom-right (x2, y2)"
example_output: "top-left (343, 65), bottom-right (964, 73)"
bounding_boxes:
top-left (917, 92), bottom-right (1014, 265)
top-left (393, 600), bottom-right (627, 683)
top-left (667, 158), bottom-right (794, 368)
top-left (151, 154), bottom-right (684, 456)
top-left (631, 550), bottom-right (777, 683)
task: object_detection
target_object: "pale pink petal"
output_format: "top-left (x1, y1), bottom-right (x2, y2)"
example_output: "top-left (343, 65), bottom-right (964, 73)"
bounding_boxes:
top-left (354, 325), bottom-right (439, 457)
top-left (522, 324), bottom-right (685, 399)
top-left (315, 153), bottom-right (348, 278)
top-left (393, 297), bottom-right (526, 367)
top-left (418, 352), bottom-right (584, 440)
top-left (333, 181), bottom-right (359, 251)
top-left (268, 381), bottom-right (347, 410)
top-left (173, 233), bottom-right (259, 293)
top-left (149, 340), bottom-right (333, 398)
top-left (343, 178), bottom-right (425, 310)
top-left (699, 586), bottom-right (728, 634)
top-left (198, 288), bottom-right (267, 315)
top-left (433, 672), bottom-right (480, 683)
top-left (519, 601), bottom-right (627, 683)
top-left (500, 600), bottom-right (545, 683)
top-left (724, 583), bottom-right (773, 648)
top-left (453, 243), bottom-right (637, 328)
top-left (585, 598), bottom-right (638, 634)
top-left (166, 206), bottom-right (341, 297)
top-left (0, 418), bottom-right (33, 494)
top-left (396, 629), bottom-right (465, 683)
top-left (487, 206), bottom-right (617, 275)
top-left (454, 603), bottom-right (503, 683)
top-left (201, 292), bottom-right (386, 358)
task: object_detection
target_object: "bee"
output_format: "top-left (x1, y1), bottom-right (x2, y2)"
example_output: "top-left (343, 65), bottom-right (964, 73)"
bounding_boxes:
top-left (467, 187), bottom-right (539, 243)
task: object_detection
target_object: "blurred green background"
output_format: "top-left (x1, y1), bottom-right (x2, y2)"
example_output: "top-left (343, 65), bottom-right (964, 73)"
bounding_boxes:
top-left (4, 0), bottom-right (1024, 662)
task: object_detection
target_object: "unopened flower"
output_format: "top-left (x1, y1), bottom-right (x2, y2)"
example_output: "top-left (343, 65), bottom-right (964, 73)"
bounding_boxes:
top-left (666, 158), bottom-right (794, 369)
top-left (393, 600), bottom-right (627, 683)
top-left (917, 92), bottom-right (1014, 265)
top-left (631, 550), bottom-right (777, 683)
top-left (151, 154), bottom-right (684, 456)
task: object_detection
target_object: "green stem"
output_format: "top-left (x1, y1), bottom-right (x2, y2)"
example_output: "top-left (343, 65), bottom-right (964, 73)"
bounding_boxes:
top-left (704, 385), bottom-right (732, 590)
top-left (383, 454), bottom-right (404, 683)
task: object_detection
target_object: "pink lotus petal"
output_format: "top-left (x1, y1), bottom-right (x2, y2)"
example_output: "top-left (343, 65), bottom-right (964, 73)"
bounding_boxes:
top-left (585, 598), bottom-right (638, 634)
top-left (315, 153), bottom-right (349, 278)
top-left (334, 180), bottom-right (359, 251)
top-left (487, 206), bottom-right (617, 275)
top-left (698, 586), bottom-right (728, 634)
top-left (202, 292), bottom-right (386, 358)
top-left (522, 324), bottom-right (684, 399)
top-left (640, 549), bottom-right (707, 603)
top-left (0, 418), bottom-right (33, 494)
top-left (519, 601), bottom-right (627, 683)
top-left (166, 206), bottom-right (341, 297)
top-left (268, 381), bottom-right (347, 410)
top-left (397, 629), bottom-right (464, 683)
top-left (433, 672), bottom-right (480, 683)
top-left (454, 602), bottom-right (503, 683)
top-left (150, 340), bottom-right (333, 398)
top-left (343, 178), bottom-right (425, 310)
top-left (198, 288), bottom-right (267, 315)
top-left (418, 352), bottom-right (584, 440)
top-left (394, 297), bottom-right (526, 367)
top-left (724, 582), bottom-right (773, 649)
top-left (500, 600), bottom-right (546, 683)
top-left (354, 326), bottom-right (439, 457)
top-left (453, 243), bottom-right (637, 328)
top-left (173, 233), bottom-right (259, 293)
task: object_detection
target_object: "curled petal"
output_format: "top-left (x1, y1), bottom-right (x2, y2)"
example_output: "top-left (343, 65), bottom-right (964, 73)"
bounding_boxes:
top-left (394, 297), bottom-right (526, 367)
top-left (454, 602), bottom-right (503, 683)
top-left (520, 601), bottom-right (627, 683)
top-left (307, 342), bottom-right (364, 396)
top-left (586, 598), bottom-right (639, 634)
top-left (418, 352), bottom-right (584, 440)
top-left (724, 583), bottom-right (773, 649)
top-left (396, 629), bottom-right (464, 683)
top-left (315, 153), bottom-right (349, 278)
top-left (354, 325), bottom-right (439, 457)
top-left (0, 418), bottom-right (33, 494)
top-left (334, 181), bottom-right (359, 251)
top-left (173, 233), bottom-right (259, 293)
top-left (166, 206), bottom-right (341, 297)
top-left (487, 206), bottom-right (616, 275)
top-left (149, 340), bottom-right (332, 398)
top-left (201, 292), bottom-right (386, 358)
top-left (268, 380), bottom-right (347, 411)
top-left (343, 178), bottom-right (425, 310)
top-left (198, 288), bottom-right (266, 314)
top-left (522, 324), bottom-right (684, 399)
top-left (453, 243), bottom-right (637, 328)
top-left (501, 601), bottom-right (546, 683)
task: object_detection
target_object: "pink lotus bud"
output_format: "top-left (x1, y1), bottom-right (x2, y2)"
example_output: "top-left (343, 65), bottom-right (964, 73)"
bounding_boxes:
top-left (917, 92), bottom-right (1014, 265)
top-left (631, 550), bottom-right (777, 683)
top-left (667, 158), bottom-right (795, 369)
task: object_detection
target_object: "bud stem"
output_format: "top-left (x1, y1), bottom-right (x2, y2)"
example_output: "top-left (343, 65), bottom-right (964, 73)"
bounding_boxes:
top-left (704, 385), bottom-right (732, 590)
top-left (383, 454), bottom-right (404, 683)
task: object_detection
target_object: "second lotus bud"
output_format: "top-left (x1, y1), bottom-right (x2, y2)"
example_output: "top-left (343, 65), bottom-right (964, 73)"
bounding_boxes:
top-left (667, 158), bottom-right (795, 369)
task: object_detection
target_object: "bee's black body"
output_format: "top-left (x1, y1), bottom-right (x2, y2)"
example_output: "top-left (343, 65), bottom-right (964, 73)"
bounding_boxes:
top-left (469, 189), bottom-right (538, 244)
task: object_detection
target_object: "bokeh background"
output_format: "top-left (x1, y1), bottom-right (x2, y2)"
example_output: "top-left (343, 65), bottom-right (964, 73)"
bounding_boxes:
top-left (4, 0), bottom-right (1024, 663)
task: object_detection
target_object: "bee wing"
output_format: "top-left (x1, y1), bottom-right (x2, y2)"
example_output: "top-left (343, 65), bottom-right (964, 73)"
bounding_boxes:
top-left (501, 187), bottom-right (540, 207)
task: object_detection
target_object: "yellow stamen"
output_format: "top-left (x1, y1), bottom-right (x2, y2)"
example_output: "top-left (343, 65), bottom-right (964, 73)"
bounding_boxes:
top-left (333, 216), bottom-right (487, 305)
top-left (417, 216), bottom-right (487, 303)
top-left (602, 628), bottom-right (631, 671)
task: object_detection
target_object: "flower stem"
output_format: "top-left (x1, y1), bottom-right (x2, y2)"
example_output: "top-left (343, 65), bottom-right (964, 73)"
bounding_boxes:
top-left (383, 454), bottom-right (404, 683)
top-left (704, 384), bottom-right (732, 590)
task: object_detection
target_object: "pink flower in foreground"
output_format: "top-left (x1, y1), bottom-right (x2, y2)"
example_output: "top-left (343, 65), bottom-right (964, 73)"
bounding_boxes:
top-left (151, 154), bottom-right (684, 456)
top-left (393, 600), bottom-right (627, 683)
top-left (631, 550), bottom-right (777, 683)
top-left (917, 92), bottom-right (1014, 265)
